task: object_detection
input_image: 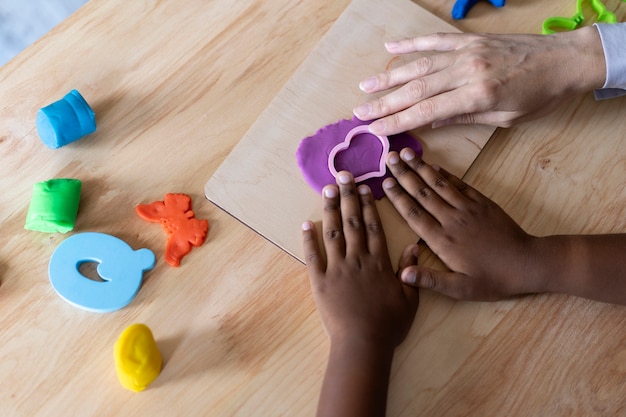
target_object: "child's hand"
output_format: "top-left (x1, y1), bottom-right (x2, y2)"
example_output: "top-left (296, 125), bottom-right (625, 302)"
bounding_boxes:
top-left (383, 149), bottom-right (537, 301)
top-left (302, 171), bottom-right (419, 349)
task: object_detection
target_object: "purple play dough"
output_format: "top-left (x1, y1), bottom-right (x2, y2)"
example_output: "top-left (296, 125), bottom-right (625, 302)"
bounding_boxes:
top-left (296, 117), bottom-right (422, 199)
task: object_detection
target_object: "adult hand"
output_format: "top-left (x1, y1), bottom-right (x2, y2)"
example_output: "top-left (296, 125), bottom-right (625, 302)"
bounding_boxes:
top-left (353, 27), bottom-right (605, 135)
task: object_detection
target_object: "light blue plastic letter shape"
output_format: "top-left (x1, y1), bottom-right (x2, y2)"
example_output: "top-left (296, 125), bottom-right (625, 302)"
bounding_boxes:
top-left (49, 232), bottom-right (155, 313)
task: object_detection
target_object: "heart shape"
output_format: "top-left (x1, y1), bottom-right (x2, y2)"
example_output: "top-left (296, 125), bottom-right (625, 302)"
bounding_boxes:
top-left (327, 125), bottom-right (390, 182)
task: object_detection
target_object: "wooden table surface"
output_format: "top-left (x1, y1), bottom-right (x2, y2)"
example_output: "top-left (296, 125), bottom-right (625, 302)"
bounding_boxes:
top-left (0, 1), bottom-right (624, 416)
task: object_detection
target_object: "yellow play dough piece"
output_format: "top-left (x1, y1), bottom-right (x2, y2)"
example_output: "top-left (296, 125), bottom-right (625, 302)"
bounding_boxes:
top-left (114, 324), bottom-right (162, 392)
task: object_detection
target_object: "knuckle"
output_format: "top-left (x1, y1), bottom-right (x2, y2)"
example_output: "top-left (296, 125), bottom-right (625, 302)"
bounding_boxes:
top-left (411, 158), bottom-right (426, 171)
top-left (415, 99), bottom-right (436, 120)
top-left (431, 32), bottom-right (446, 41)
top-left (438, 232), bottom-right (457, 250)
top-left (406, 78), bottom-right (427, 100)
top-left (325, 228), bottom-right (343, 240)
top-left (366, 220), bottom-right (383, 234)
top-left (456, 182), bottom-right (470, 193)
top-left (359, 193), bottom-right (374, 207)
top-left (454, 215), bottom-right (469, 227)
top-left (405, 204), bottom-right (422, 220)
top-left (432, 176), bottom-right (449, 189)
top-left (459, 113), bottom-right (477, 125)
top-left (466, 55), bottom-right (491, 73)
top-left (376, 96), bottom-right (392, 116)
top-left (420, 269), bottom-right (437, 289)
top-left (470, 80), bottom-right (500, 111)
top-left (305, 251), bottom-right (320, 265)
top-left (393, 160), bottom-right (411, 177)
top-left (340, 186), bottom-right (357, 200)
top-left (387, 112), bottom-right (403, 131)
top-left (380, 70), bottom-right (393, 86)
top-left (345, 215), bottom-right (361, 230)
top-left (412, 56), bottom-right (433, 75)
top-left (416, 185), bottom-right (431, 199)
top-left (323, 200), bottom-right (339, 212)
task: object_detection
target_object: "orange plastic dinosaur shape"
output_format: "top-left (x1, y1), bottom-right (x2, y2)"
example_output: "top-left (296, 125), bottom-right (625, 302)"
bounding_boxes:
top-left (135, 193), bottom-right (209, 267)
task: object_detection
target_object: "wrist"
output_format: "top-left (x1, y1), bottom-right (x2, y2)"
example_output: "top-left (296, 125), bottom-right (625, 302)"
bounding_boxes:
top-left (319, 334), bottom-right (395, 417)
top-left (555, 26), bottom-right (606, 94)
top-left (329, 333), bottom-right (396, 364)
top-left (525, 235), bottom-right (579, 296)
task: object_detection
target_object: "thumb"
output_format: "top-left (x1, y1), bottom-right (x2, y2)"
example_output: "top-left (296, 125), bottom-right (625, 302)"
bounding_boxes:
top-left (400, 265), bottom-right (471, 300)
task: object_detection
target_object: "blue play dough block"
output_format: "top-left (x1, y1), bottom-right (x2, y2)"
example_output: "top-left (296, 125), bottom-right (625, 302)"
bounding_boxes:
top-left (452, 0), bottom-right (505, 19)
top-left (49, 232), bottom-right (156, 313)
top-left (36, 90), bottom-right (96, 149)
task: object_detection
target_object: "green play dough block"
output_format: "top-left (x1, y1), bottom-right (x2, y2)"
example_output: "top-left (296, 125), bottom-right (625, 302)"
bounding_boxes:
top-left (24, 178), bottom-right (82, 233)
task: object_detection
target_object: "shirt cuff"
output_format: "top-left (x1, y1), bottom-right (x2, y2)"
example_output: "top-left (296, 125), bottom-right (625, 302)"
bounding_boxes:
top-left (594, 88), bottom-right (626, 100)
top-left (593, 23), bottom-right (626, 99)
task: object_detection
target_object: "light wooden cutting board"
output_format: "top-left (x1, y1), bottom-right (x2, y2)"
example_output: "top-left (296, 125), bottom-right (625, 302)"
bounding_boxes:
top-left (205, 0), bottom-right (496, 265)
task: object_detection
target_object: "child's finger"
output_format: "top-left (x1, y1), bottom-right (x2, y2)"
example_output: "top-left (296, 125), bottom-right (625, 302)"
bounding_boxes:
top-left (357, 184), bottom-right (388, 256)
top-left (386, 152), bottom-right (455, 223)
top-left (400, 265), bottom-right (475, 300)
top-left (336, 172), bottom-right (367, 257)
top-left (435, 165), bottom-right (485, 203)
top-left (399, 149), bottom-right (469, 209)
top-left (321, 184), bottom-right (346, 261)
top-left (301, 221), bottom-right (324, 275)
top-left (397, 242), bottom-right (419, 271)
top-left (397, 243), bottom-right (420, 304)
top-left (382, 176), bottom-right (441, 240)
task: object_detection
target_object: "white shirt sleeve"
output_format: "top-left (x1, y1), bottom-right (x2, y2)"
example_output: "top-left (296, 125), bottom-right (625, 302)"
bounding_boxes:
top-left (594, 23), bottom-right (626, 100)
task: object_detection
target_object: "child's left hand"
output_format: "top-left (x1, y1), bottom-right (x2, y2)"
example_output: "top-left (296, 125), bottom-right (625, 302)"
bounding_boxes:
top-left (303, 171), bottom-right (419, 417)
top-left (302, 171), bottom-right (420, 350)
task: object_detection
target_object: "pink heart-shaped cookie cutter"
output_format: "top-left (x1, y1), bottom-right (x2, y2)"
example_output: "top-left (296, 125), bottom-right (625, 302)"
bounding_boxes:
top-left (327, 125), bottom-right (390, 182)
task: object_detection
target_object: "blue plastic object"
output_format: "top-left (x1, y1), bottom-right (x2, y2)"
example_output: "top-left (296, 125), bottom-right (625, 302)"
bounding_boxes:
top-left (49, 232), bottom-right (155, 313)
top-left (452, 0), bottom-right (505, 19)
top-left (36, 89), bottom-right (96, 149)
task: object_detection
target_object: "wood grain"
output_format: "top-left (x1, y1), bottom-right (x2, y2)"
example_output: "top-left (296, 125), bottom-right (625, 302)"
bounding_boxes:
top-left (205, 0), bottom-right (495, 265)
top-left (0, 0), bottom-right (624, 416)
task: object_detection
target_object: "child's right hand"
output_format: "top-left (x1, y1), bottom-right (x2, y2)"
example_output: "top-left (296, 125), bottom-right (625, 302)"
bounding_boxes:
top-left (382, 148), bottom-right (626, 306)
top-left (382, 148), bottom-right (539, 301)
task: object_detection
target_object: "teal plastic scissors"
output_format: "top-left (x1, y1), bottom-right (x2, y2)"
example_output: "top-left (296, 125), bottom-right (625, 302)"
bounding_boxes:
top-left (542, 0), bottom-right (623, 34)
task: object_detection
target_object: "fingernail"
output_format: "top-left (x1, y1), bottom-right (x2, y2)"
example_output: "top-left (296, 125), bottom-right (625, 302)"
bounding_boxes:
top-left (401, 148), bottom-right (415, 161)
top-left (369, 120), bottom-right (385, 134)
top-left (432, 164), bottom-right (441, 172)
top-left (383, 178), bottom-right (395, 189)
top-left (338, 173), bottom-right (352, 185)
top-left (302, 221), bottom-right (312, 231)
top-left (324, 186), bottom-right (337, 198)
top-left (402, 269), bottom-right (417, 284)
top-left (358, 185), bottom-right (369, 195)
top-left (353, 103), bottom-right (371, 118)
top-left (385, 41), bottom-right (400, 51)
top-left (359, 77), bottom-right (377, 92)
top-left (388, 153), bottom-right (400, 165)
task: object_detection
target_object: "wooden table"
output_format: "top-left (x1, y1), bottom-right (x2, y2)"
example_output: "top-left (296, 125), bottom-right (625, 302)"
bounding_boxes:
top-left (0, 1), bottom-right (624, 415)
